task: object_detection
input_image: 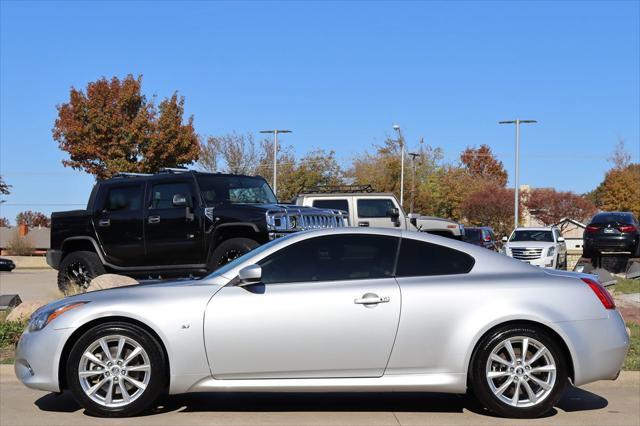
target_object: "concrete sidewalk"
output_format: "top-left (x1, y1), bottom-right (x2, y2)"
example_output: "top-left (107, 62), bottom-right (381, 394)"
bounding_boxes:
top-left (1, 365), bottom-right (638, 425)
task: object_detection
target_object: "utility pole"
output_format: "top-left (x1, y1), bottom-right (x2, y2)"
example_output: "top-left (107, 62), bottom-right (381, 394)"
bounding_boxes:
top-left (259, 129), bottom-right (292, 198)
top-left (498, 119), bottom-right (537, 229)
top-left (408, 152), bottom-right (421, 215)
top-left (392, 124), bottom-right (405, 207)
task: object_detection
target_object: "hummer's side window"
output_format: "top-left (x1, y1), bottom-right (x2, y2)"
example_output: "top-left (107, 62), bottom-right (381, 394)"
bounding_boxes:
top-left (357, 199), bottom-right (396, 218)
top-left (104, 186), bottom-right (142, 212)
top-left (312, 199), bottom-right (350, 213)
top-left (150, 182), bottom-right (193, 209)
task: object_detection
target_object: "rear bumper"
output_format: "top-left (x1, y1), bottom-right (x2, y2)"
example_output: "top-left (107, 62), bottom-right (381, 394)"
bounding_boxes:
top-left (46, 250), bottom-right (62, 270)
top-left (584, 237), bottom-right (636, 253)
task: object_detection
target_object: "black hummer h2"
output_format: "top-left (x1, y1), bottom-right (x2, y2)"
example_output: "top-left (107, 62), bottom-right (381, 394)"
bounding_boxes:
top-left (47, 169), bottom-right (347, 290)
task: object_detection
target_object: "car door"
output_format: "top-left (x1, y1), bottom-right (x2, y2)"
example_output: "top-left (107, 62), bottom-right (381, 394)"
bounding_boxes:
top-left (93, 183), bottom-right (145, 267)
top-left (204, 233), bottom-right (401, 379)
top-left (143, 179), bottom-right (204, 265)
top-left (354, 197), bottom-right (403, 229)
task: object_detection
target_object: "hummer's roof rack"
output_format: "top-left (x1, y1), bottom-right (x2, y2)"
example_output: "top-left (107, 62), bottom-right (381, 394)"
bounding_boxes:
top-left (112, 168), bottom-right (191, 179)
top-left (299, 184), bottom-right (375, 194)
top-left (112, 172), bottom-right (152, 179)
top-left (158, 168), bottom-right (190, 174)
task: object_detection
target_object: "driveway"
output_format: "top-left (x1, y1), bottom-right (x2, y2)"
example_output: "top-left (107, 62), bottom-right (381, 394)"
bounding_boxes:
top-left (1, 366), bottom-right (638, 426)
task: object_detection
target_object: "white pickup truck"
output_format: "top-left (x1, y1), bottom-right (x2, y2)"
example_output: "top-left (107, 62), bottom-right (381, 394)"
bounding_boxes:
top-left (502, 227), bottom-right (568, 270)
top-left (293, 190), bottom-right (465, 240)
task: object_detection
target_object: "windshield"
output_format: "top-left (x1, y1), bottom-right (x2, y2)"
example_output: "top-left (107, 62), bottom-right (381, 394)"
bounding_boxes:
top-left (464, 229), bottom-right (483, 243)
top-left (509, 230), bottom-right (554, 242)
top-left (591, 212), bottom-right (634, 224)
top-left (196, 175), bottom-right (278, 205)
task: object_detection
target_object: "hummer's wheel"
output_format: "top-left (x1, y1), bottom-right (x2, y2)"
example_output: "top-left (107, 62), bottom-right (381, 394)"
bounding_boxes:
top-left (208, 238), bottom-right (259, 270)
top-left (57, 251), bottom-right (105, 294)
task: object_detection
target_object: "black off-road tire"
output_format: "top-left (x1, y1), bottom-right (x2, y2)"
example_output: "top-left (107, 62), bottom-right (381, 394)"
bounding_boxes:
top-left (208, 238), bottom-right (259, 271)
top-left (470, 325), bottom-right (568, 418)
top-left (57, 251), bottom-right (106, 293)
top-left (66, 322), bottom-right (166, 417)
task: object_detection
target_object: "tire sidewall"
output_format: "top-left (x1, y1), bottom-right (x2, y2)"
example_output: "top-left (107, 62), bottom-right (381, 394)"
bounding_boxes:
top-left (470, 326), bottom-right (568, 418)
top-left (209, 238), bottom-right (259, 270)
top-left (66, 322), bottom-right (165, 417)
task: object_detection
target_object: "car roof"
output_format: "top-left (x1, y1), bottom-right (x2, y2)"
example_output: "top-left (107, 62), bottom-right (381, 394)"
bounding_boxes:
top-left (513, 227), bottom-right (555, 231)
top-left (297, 192), bottom-right (396, 198)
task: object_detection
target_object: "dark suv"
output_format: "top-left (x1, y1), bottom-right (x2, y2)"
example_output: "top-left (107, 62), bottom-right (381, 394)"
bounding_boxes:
top-left (47, 170), bottom-right (347, 290)
top-left (583, 211), bottom-right (640, 258)
top-left (463, 227), bottom-right (500, 251)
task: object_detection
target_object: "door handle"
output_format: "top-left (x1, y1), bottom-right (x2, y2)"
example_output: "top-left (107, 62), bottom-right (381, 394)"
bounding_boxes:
top-left (358, 221), bottom-right (370, 227)
top-left (354, 293), bottom-right (390, 305)
top-left (148, 215), bottom-right (161, 224)
top-left (98, 219), bottom-right (110, 227)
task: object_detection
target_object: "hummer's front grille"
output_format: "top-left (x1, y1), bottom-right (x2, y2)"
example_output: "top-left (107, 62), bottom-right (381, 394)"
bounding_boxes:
top-left (510, 247), bottom-right (543, 260)
top-left (266, 209), bottom-right (348, 232)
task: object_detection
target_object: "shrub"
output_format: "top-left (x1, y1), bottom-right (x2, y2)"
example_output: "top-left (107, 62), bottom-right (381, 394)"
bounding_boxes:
top-left (6, 233), bottom-right (34, 256)
top-left (0, 320), bottom-right (27, 347)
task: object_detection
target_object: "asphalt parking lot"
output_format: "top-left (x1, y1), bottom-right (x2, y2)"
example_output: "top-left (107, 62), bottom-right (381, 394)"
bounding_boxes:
top-left (0, 269), bottom-right (59, 303)
top-left (0, 365), bottom-right (638, 426)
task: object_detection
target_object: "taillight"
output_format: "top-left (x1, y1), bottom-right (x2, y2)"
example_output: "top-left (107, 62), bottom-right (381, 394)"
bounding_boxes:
top-left (581, 278), bottom-right (615, 309)
top-left (585, 225), bottom-right (599, 233)
top-left (619, 224), bottom-right (637, 233)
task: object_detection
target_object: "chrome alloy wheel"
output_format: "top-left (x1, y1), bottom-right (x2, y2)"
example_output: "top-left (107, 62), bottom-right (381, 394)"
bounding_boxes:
top-left (78, 335), bottom-right (151, 408)
top-left (485, 336), bottom-right (556, 408)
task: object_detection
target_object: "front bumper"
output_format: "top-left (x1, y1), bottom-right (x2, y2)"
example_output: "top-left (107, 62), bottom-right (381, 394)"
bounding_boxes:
top-left (558, 310), bottom-right (630, 386)
top-left (14, 326), bottom-right (74, 393)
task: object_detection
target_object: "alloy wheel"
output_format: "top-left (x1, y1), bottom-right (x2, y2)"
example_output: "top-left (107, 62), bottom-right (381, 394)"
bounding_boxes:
top-left (78, 335), bottom-right (151, 408)
top-left (485, 336), bottom-right (556, 408)
top-left (64, 261), bottom-right (93, 289)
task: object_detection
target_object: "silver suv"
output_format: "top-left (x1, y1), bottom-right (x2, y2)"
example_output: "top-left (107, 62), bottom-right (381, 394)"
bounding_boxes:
top-left (502, 227), bottom-right (568, 269)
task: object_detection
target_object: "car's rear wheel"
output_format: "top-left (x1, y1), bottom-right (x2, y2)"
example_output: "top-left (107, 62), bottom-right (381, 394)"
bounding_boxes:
top-left (57, 251), bottom-right (105, 294)
top-left (66, 322), bottom-right (166, 417)
top-left (470, 325), bottom-right (568, 418)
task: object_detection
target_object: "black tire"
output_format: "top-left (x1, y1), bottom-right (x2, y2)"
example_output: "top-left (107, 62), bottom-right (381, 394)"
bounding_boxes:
top-left (208, 238), bottom-right (259, 271)
top-left (57, 251), bottom-right (106, 293)
top-left (66, 322), bottom-right (166, 417)
top-left (470, 325), bottom-right (568, 418)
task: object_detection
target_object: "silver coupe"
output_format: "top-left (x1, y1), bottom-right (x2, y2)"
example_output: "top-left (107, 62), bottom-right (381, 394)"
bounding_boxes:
top-left (15, 228), bottom-right (629, 418)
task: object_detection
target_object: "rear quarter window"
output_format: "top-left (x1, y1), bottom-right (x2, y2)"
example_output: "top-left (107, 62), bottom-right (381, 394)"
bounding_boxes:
top-left (396, 238), bottom-right (475, 277)
top-left (312, 199), bottom-right (349, 213)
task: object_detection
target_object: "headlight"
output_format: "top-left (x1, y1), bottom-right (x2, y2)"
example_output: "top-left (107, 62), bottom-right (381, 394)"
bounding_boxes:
top-left (547, 246), bottom-right (555, 257)
top-left (28, 302), bottom-right (88, 332)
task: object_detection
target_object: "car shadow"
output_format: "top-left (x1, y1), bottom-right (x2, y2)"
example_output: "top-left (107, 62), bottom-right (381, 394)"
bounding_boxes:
top-left (34, 385), bottom-right (607, 417)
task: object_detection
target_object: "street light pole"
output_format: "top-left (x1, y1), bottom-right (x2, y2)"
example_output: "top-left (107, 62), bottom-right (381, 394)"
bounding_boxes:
top-left (498, 119), bottom-right (537, 229)
top-left (259, 129), bottom-right (292, 198)
top-left (408, 152), bottom-right (421, 215)
top-left (392, 124), bottom-right (405, 207)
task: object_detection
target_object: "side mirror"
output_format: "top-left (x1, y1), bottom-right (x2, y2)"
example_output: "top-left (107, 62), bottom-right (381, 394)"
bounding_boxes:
top-left (557, 237), bottom-right (565, 242)
top-left (388, 208), bottom-right (400, 218)
top-left (502, 236), bottom-right (508, 243)
top-left (237, 264), bottom-right (262, 286)
top-left (172, 194), bottom-right (188, 207)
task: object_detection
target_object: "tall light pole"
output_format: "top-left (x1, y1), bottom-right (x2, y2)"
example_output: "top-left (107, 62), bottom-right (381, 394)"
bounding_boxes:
top-left (408, 152), bottom-right (421, 215)
top-left (259, 129), bottom-right (292, 197)
top-left (392, 124), bottom-right (405, 207)
top-left (498, 119), bottom-right (537, 229)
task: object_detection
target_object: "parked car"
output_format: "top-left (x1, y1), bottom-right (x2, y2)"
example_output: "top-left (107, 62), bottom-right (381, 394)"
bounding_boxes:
top-left (16, 228), bottom-right (628, 418)
top-left (294, 186), bottom-right (465, 239)
top-left (0, 257), bottom-right (16, 272)
top-left (463, 226), bottom-right (500, 251)
top-left (583, 211), bottom-right (640, 258)
top-left (47, 169), bottom-right (347, 291)
top-left (502, 227), bottom-right (567, 269)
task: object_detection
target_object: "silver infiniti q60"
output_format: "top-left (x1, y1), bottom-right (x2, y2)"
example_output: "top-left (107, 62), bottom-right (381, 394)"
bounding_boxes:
top-left (15, 228), bottom-right (629, 418)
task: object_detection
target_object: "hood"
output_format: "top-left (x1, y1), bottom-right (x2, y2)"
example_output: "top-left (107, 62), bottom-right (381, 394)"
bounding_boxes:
top-left (506, 241), bottom-right (555, 249)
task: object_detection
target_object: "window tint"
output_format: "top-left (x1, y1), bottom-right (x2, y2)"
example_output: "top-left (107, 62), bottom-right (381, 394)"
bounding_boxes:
top-left (150, 182), bottom-right (193, 209)
top-left (259, 234), bottom-right (399, 284)
top-left (464, 229), bottom-right (482, 243)
top-left (104, 186), bottom-right (142, 212)
top-left (396, 238), bottom-right (475, 277)
top-left (591, 212), bottom-right (635, 224)
top-left (196, 175), bottom-right (277, 205)
top-left (509, 230), bottom-right (554, 242)
top-left (312, 199), bottom-right (349, 213)
top-left (357, 199), bottom-right (396, 218)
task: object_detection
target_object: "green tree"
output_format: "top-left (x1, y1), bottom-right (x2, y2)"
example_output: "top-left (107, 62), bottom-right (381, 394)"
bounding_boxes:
top-left (53, 75), bottom-right (199, 179)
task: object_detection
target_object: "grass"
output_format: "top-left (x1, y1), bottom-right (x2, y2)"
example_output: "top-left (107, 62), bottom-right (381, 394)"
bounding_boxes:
top-left (614, 278), bottom-right (640, 295)
top-left (624, 322), bottom-right (640, 371)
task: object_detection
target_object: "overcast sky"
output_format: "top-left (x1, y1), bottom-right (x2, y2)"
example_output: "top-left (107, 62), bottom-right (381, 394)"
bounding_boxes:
top-left (1, 1), bottom-right (639, 222)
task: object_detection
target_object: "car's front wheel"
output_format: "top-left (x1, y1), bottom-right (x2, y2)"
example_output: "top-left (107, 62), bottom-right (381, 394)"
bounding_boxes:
top-left (470, 325), bottom-right (568, 418)
top-left (66, 322), bottom-right (166, 417)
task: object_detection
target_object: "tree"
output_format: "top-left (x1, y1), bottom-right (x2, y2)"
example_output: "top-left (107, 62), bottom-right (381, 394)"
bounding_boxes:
top-left (460, 144), bottom-right (508, 186)
top-left (0, 176), bottom-right (10, 195)
top-left (461, 185), bottom-right (515, 237)
top-left (525, 188), bottom-right (597, 227)
top-left (53, 75), bottom-right (199, 179)
top-left (198, 132), bottom-right (260, 174)
top-left (596, 164), bottom-right (640, 217)
top-left (16, 211), bottom-right (51, 228)
top-left (608, 138), bottom-right (632, 170)
top-left (0, 217), bottom-right (10, 227)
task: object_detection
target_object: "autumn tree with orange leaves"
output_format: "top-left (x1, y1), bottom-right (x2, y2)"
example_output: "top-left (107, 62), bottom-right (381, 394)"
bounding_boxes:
top-left (53, 75), bottom-right (199, 179)
top-left (525, 189), bottom-right (597, 228)
top-left (460, 144), bottom-right (508, 186)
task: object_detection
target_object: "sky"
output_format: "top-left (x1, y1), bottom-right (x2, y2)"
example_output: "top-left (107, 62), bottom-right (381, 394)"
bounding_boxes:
top-left (1, 0), bottom-right (639, 223)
